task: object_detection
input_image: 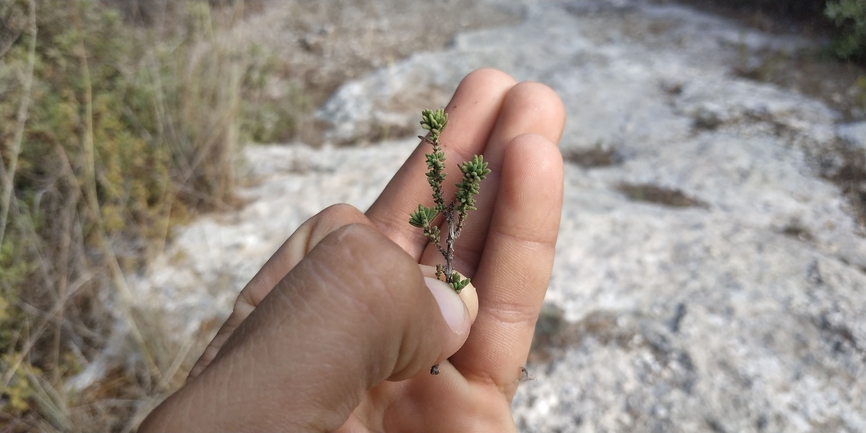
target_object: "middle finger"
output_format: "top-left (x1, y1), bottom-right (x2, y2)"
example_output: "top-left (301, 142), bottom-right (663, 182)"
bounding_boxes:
top-left (420, 81), bottom-right (566, 277)
top-left (365, 69), bottom-right (517, 259)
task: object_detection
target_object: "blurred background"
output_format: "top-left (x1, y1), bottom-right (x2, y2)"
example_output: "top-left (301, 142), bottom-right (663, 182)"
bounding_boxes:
top-left (1, 0), bottom-right (864, 431)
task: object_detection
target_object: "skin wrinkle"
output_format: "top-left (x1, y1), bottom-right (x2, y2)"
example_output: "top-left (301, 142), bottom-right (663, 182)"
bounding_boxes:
top-left (445, 133), bottom-right (560, 277)
top-left (336, 226), bottom-right (402, 310)
top-left (487, 94), bottom-right (565, 166)
top-left (372, 210), bottom-right (429, 257)
top-left (208, 276), bottom-right (297, 371)
top-left (388, 291), bottom-right (440, 381)
top-left (481, 271), bottom-right (549, 323)
top-left (488, 224), bottom-right (557, 250)
top-left (498, 83), bottom-right (565, 134)
top-left (238, 289), bottom-right (258, 316)
top-left (179, 386), bottom-right (208, 431)
top-left (359, 239), bottom-right (440, 380)
top-left (325, 225), bottom-right (438, 383)
top-left (323, 265), bottom-right (396, 384)
top-left (318, 226), bottom-right (457, 426)
top-left (356, 385), bottom-right (395, 431)
top-left (483, 238), bottom-right (550, 286)
top-left (213, 358), bottom-right (241, 428)
top-left (269, 276), bottom-right (305, 334)
top-left (537, 203), bottom-right (559, 233)
top-left (286, 259), bottom-right (378, 376)
top-left (503, 205), bottom-right (560, 237)
top-left (478, 247), bottom-right (547, 311)
top-left (201, 249), bottom-right (363, 430)
top-left (496, 200), bottom-right (560, 241)
top-left (276, 299), bottom-right (360, 426)
top-left (478, 293), bottom-right (542, 328)
top-left (446, 133), bottom-right (562, 394)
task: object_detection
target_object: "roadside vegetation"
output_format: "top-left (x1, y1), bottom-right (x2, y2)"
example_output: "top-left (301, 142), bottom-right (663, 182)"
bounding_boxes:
top-left (0, 0), bottom-right (284, 430)
top-left (826, 0), bottom-right (866, 62)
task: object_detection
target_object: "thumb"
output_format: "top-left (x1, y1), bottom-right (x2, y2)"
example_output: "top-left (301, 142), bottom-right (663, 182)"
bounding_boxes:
top-left (140, 223), bottom-right (471, 433)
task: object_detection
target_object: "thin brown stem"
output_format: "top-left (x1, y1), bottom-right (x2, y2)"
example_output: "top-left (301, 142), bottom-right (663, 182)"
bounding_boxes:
top-left (71, 0), bottom-right (159, 379)
top-left (52, 182), bottom-right (76, 384)
top-left (443, 202), bottom-right (457, 284)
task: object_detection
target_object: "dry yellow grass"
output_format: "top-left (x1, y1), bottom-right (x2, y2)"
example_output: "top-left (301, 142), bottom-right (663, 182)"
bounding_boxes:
top-left (0, 1), bottom-right (256, 430)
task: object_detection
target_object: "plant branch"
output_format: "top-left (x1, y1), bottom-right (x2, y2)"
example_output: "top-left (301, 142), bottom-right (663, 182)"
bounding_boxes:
top-left (410, 109), bottom-right (489, 294)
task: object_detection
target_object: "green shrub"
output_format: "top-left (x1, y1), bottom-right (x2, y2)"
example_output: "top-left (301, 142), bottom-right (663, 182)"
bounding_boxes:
top-left (826, 0), bottom-right (866, 61)
top-left (694, 0), bottom-right (866, 63)
top-left (720, 0), bottom-right (828, 21)
top-left (0, 0), bottom-right (276, 429)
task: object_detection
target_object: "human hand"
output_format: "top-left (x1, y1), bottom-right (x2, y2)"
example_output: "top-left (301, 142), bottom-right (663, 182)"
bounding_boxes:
top-left (139, 68), bottom-right (566, 432)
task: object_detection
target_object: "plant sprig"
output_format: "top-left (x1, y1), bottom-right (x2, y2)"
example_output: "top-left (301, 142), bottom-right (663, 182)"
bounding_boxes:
top-left (409, 109), bottom-right (491, 293)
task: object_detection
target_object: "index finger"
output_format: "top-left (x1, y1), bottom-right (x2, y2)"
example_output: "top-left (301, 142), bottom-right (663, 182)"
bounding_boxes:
top-left (365, 69), bottom-right (517, 259)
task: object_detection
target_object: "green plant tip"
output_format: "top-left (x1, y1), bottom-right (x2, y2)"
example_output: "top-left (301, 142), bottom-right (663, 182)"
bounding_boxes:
top-left (409, 204), bottom-right (438, 228)
top-left (450, 273), bottom-right (471, 293)
top-left (459, 155), bottom-right (491, 179)
top-left (421, 109), bottom-right (448, 135)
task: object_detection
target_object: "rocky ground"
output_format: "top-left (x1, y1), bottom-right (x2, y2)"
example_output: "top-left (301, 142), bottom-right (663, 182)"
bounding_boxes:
top-left (126, 0), bottom-right (866, 431)
top-left (232, 0), bottom-right (519, 143)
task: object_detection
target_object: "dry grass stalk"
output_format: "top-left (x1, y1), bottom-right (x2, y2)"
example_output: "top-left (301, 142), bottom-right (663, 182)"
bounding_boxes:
top-left (0, 1), bottom-right (256, 431)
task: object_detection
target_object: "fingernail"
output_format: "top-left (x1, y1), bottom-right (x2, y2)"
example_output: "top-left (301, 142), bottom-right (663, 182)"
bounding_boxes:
top-left (424, 277), bottom-right (467, 334)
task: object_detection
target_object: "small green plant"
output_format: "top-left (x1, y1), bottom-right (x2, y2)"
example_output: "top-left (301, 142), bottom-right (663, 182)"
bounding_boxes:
top-left (409, 109), bottom-right (491, 293)
top-left (410, 109), bottom-right (490, 377)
